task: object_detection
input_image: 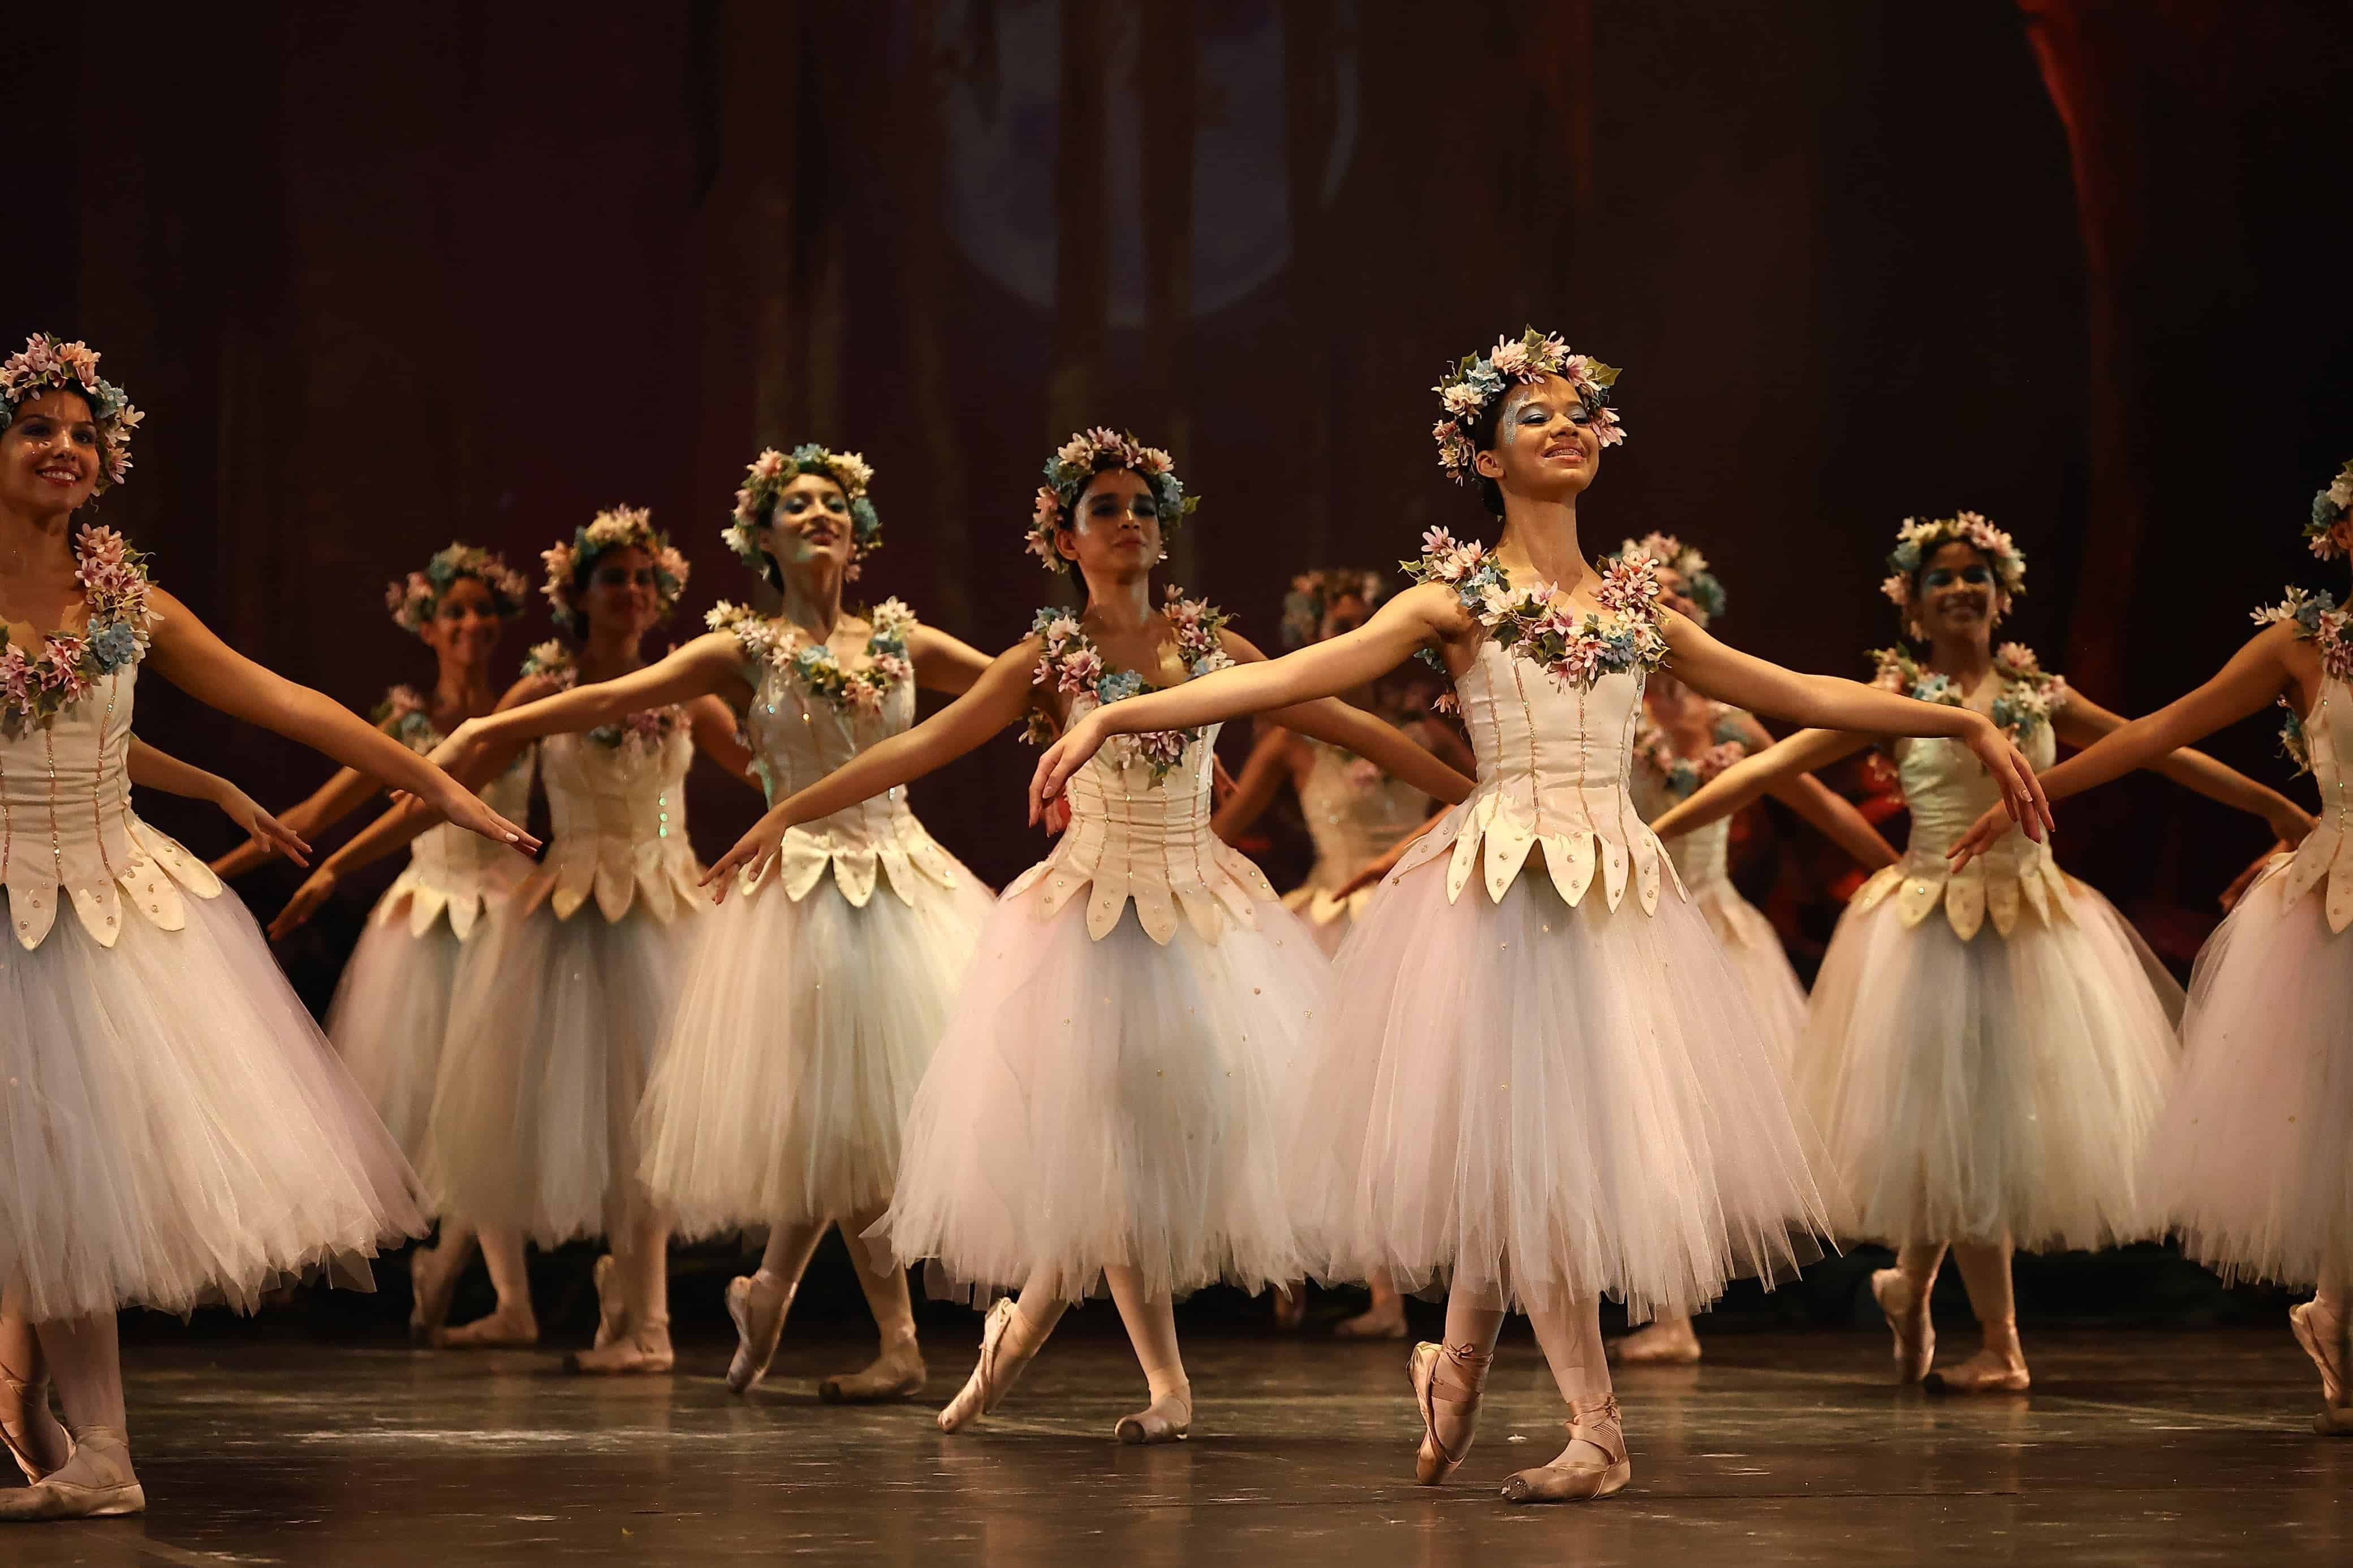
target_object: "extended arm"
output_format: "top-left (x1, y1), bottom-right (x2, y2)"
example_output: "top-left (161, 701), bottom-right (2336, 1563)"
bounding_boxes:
top-left (442, 634), bottom-right (739, 788)
top-left (212, 758), bottom-right (381, 876)
top-left (128, 737), bottom-right (313, 866)
top-left (1212, 727), bottom-right (1304, 844)
top-left (911, 623), bottom-right (996, 698)
top-left (2054, 688), bottom-right (2311, 841)
top-left (1647, 728), bottom-right (1872, 840)
top-left (1717, 714), bottom-right (1897, 871)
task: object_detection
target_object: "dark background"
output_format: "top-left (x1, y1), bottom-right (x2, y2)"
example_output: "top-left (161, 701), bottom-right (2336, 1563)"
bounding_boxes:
top-left (8, 1), bottom-right (2352, 1341)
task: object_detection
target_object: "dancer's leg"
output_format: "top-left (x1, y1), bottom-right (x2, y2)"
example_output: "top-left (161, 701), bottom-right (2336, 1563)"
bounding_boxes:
top-left (1871, 1240), bottom-right (1946, 1383)
top-left (818, 1206), bottom-right (927, 1403)
top-left (1609, 1310), bottom-right (1701, 1366)
top-left (1930, 1239), bottom-right (2029, 1393)
top-left (1407, 1293), bottom-right (1503, 1483)
top-left (0, 1314), bottom-right (143, 1521)
top-left (408, 1219), bottom-right (477, 1345)
top-left (0, 1311), bottom-right (68, 1480)
top-left (1503, 1293), bottom-right (1630, 1504)
top-left (569, 1199), bottom-right (673, 1373)
top-left (2292, 1236), bottom-right (2353, 1432)
top-left (1104, 1265), bottom-right (1188, 1444)
top-left (938, 1271), bottom-right (1070, 1433)
top-left (725, 1217), bottom-right (829, 1394)
top-left (1335, 1275), bottom-right (1408, 1340)
top-left (438, 1224), bottom-right (537, 1347)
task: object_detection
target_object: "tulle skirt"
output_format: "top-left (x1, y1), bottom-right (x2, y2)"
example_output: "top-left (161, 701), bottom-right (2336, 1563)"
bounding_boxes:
top-left (641, 866), bottom-right (993, 1237)
top-left (0, 889), bottom-right (425, 1323)
top-left (421, 900), bottom-right (695, 1245)
top-left (1294, 856), bottom-right (1830, 1323)
top-left (324, 914), bottom-right (464, 1164)
top-left (1692, 880), bottom-right (1809, 1063)
top-left (1800, 879), bottom-right (2182, 1251)
top-left (881, 882), bottom-right (1321, 1303)
top-left (2145, 865), bottom-right (2353, 1287)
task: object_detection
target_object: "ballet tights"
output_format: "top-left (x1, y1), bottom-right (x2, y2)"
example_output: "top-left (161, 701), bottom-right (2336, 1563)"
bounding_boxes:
top-left (1898, 1239), bottom-right (2023, 1366)
top-left (1105, 1266), bottom-right (1188, 1431)
top-left (1425, 1297), bottom-right (1506, 1458)
top-left (7, 1314), bottom-right (136, 1494)
top-left (478, 1225), bottom-right (530, 1316)
top-left (1525, 1295), bottom-right (1617, 1465)
top-left (0, 1310), bottom-right (69, 1477)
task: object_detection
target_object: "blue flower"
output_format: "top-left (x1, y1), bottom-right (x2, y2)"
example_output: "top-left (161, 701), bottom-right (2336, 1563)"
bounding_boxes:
top-left (87, 619), bottom-right (140, 669)
top-left (850, 496), bottom-right (881, 543)
top-left (2315, 492), bottom-right (2344, 526)
top-left (1098, 669), bottom-right (1146, 703)
top-left (1912, 673), bottom-right (1958, 703)
top-left (790, 443), bottom-right (826, 466)
top-left (1600, 628), bottom-right (1639, 667)
top-left (1467, 364), bottom-right (1505, 400)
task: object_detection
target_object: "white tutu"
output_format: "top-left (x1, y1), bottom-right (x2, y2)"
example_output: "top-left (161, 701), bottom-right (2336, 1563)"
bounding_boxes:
top-left (1294, 854), bottom-right (1829, 1323)
top-left (323, 917), bottom-right (462, 1164)
top-left (2146, 863), bottom-right (2353, 1286)
top-left (882, 882), bottom-right (1320, 1303)
top-left (641, 864), bottom-right (993, 1237)
top-left (0, 887), bottom-right (425, 1322)
top-left (421, 901), bottom-right (695, 1244)
top-left (1800, 878), bottom-right (2181, 1250)
top-left (1692, 883), bottom-right (1809, 1062)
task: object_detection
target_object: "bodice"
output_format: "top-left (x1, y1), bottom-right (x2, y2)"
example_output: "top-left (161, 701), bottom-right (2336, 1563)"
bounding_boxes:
top-left (2280, 673), bottom-right (2353, 932)
top-left (377, 703), bottom-right (535, 940)
top-left (1006, 702), bottom-right (1277, 945)
top-left (0, 662), bottom-right (222, 951)
top-left (527, 720), bottom-right (701, 922)
top-left (731, 617), bottom-right (963, 907)
top-left (1388, 640), bottom-right (1684, 914)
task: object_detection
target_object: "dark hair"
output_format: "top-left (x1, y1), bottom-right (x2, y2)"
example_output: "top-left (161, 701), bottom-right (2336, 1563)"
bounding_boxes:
top-left (1463, 393), bottom-right (1514, 519)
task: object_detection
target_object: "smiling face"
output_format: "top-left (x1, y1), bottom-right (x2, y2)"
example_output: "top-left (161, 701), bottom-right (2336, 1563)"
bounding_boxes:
top-left (1651, 563), bottom-right (1704, 622)
top-left (419, 574), bottom-right (506, 669)
top-left (1472, 373), bottom-right (1602, 503)
top-left (758, 472), bottom-right (854, 580)
top-left (1056, 469), bottom-right (1164, 575)
top-left (1914, 539), bottom-right (1999, 642)
top-left (0, 388), bottom-right (102, 516)
top-left (577, 544), bottom-right (661, 643)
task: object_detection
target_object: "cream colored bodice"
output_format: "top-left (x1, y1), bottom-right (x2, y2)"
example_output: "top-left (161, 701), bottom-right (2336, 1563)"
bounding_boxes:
top-left (376, 706), bottom-right (535, 940)
top-left (1006, 699), bottom-right (1277, 945)
top-left (0, 662), bottom-right (222, 951)
top-left (2280, 672), bottom-right (2353, 932)
top-left (734, 621), bottom-right (963, 906)
top-left (524, 719), bottom-right (701, 922)
top-left (1389, 640), bottom-right (1684, 914)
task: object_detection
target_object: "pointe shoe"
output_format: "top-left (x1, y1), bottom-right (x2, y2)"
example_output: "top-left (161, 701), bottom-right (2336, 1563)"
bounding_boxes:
top-left (1609, 1320), bottom-right (1702, 1366)
top-left (1334, 1300), bottom-right (1408, 1341)
top-left (0, 1427), bottom-right (144, 1523)
top-left (2289, 1301), bottom-right (2348, 1413)
top-left (1407, 1340), bottom-right (1492, 1485)
top-left (1272, 1286), bottom-right (1306, 1331)
top-left (725, 1273), bottom-right (794, 1395)
top-left (820, 1330), bottom-right (925, 1404)
top-left (1115, 1383), bottom-right (1192, 1445)
top-left (938, 1300), bottom-right (1036, 1433)
top-left (1922, 1348), bottom-right (2031, 1394)
top-left (436, 1301), bottom-right (540, 1350)
top-left (1500, 1396), bottom-right (1632, 1505)
top-left (567, 1320), bottom-right (674, 1376)
top-left (592, 1255), bottom-right (630, 1353)
top-left (1871, 1268), bottom-right (1934, 1384)
top-left (407, 1245), bottom-right (461, 1347)
top-left (1, 1377), bottom-right (70, 1484)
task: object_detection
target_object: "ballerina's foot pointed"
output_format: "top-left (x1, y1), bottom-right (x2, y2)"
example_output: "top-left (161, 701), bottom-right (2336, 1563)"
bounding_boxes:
top-left (938, 1300), bottom-right (1035, 1434)
top-left (0, 1428), bottom-right (144, 1523)
top-left (1114, 1384), bottom-right (1191, 1445)
top-left (592, 1255), bottom-right (630, 1353)
top-left (2289, 1301), bottom-right (2349, 1412)
top-left (1609, 1320), bottom-right (1701, 1366)
top-left (408, 1245), bottom-right (460, 1347)
top-left (1870, 1268), bottom-right (1934, 1384)
top-left (566, 1324), bottom-right (674, 1376)
top-left (1922, 1349), bottom-right (2030, 1394)
top-left (725, 1273), bottom-right (794, 1395)
top-left (1408, 1340), bottom-right (1492, 1486)
top-left (820, 1337), bottom-right (925, 1404)
top-left (1499, 1398), bottom-right (1630, 1505)
top-left (1, 1377), bottom-right (71, 1484)
top-left (436, 1302), bottom-right (540, 1351)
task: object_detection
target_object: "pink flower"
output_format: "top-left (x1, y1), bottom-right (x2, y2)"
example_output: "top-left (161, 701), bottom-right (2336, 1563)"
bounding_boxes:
top-left (1057, 647), bottom-right (1104, 695)
top-left (872, 653), bottom-right (912, 685)
top-left (75, 525), bottom-right (127, 570)
top-left (1045, 616), bottom-right (1080, 645)
top-left (1439, 383), bottom-right (1485, 416)
top-left (751, 449), bottom-right (786, 481)
top-left (1344, 757), bottom-right (1383, 789)
top-left (1489, 339), bottom-right (1531, 376)
top-left (1420, 526), bottom-right (1458, 557)
top-left (0, 646), bottom-right (32, 706)
top-left (1432, 689), bottom-right (1459, 715)
top-left (1137, 729), bottom-right (1188, 766)
top-left (1880, 574), bottom-right (1910, 607)
top-left (1552, 638), bottom-right (1602, 689)
top-left (1595, 555), bottom-right (1660, 615)
top-left (1137, 446), bottom-right (1173, 474)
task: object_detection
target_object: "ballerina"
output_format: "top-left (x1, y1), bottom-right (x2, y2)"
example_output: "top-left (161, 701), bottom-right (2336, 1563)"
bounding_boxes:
top-left (436, 444), bottom-right (997, 1399)
top-left (1652, 511), bottom-right (2311, 1393)
top-left (274, 507), bottom-right (749, 1369)
top-left (697, 428), bottom-right (1477, 1444)
top-left (0, 334), bottom-right (532, 1522)
top-left (1943, 463), bottom-right (2350, 1428)
top-left (1608, 533), bottom-right (1899, 1367)
top-left (1026, 332), bottom-right (2052, 1502)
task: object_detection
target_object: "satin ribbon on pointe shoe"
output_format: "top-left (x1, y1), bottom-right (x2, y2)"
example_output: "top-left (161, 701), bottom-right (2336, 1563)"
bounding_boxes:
top-left (0, 1427), bottom-right (144, 1523)
top-left (725, 1274), bottom-right (794, 1395)
top-left (592, 1255), bottom-right (630, 1353)
top-left (1870, 1268), bottom-right (1935, 1384)
top-left (2289, 1301), bottom-right (2351, 1432)
top-left (1408, 1340), bottom-right (1492, 1485)
top-left (1500, 1395), bottom-right (1631, 1505)
top-left (1, 1377), bottom-right (67, 1485)
top-left (1114, 1380), bottom-right (1191, 1445)
top-left (939, 1299), bottom-right (1034, 1433)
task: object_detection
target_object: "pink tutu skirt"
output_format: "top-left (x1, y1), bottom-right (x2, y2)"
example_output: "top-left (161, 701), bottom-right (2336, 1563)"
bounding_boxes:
top-left (1693, 881), bottom-right (1809, 1063)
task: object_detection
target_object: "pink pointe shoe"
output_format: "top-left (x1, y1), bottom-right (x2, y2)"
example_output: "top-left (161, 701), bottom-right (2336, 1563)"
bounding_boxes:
top-left (1871, 1268), bottom-right (1934, 1384)
top-left (938, 1300), bottom-right (1038, 1434)
top-left (820, 1327), bottom-right (926, 1405)
top-left (436, 1300), bottom-right (540, 1350)
top-left (725, 1273), bottom-right (794, 1396)
top-left (566, 1318), bottom-right (674, 1376)
top-left (0, 1427), bottom-right (144, 1523)
top-left (2289, 1301), bottom-right (2353, 1435)
top-left (1, 1376), bottom-right (70, 1485)
top-left (592, 1255), bottom-right (630, 1351)
top-left (1499, 1394), bottom-right (1632, 1505)
top-left (1407, 1340), bottom-right (1492, 1485)
top-left (1609, 1319), bottom-right (1701, 1366)
top-left (1114, 1381), bottom-right (1191, 1445)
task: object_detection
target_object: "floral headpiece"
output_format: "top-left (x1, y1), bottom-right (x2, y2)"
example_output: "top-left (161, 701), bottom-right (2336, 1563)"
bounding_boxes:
top-left (1281, 568), bottom-right (1389, 647)
top-left (1431, 328), bottom-right (1623, 484)
top-left (1880, 511), bottom-right (2027, 634)
top-left (1613, 533), bottom-right (1726, 625)
top-left (2306, 459), bottom-right (2352, 560)
top-left (386, 542), bottom-right (530, 636)
top-left (1, 335), bottom-right (144, 491)
top-left (1025, 427), bottom-right (1197, 572)
top-left (540, 506), bottom-right (688, 630)
top-left (725, 444), bottom-right (884, 581)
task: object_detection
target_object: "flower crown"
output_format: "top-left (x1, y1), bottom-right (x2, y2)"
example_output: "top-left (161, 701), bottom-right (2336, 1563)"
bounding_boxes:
top-left (1, 334), bottom-right (144, 490)
top-left (1613, 533), bottom-right (1726, 625)
top-left (2306, 459), bottom-right (2352, 560)
top-left (386, 542), bottom-right (531, 636)
top-left (725, 444), bottom-right (884, 581)
top-left (1880, 511), bottom-right (2027, 632)
top-left (1025, 427), bottom-right (1197, 572)
top-left (1281, 568), bottom-right (1389, 646)
top-left (1431, 328), bottom-right (1623, 484)
top-left (540, 506), bottom-right (689, 629)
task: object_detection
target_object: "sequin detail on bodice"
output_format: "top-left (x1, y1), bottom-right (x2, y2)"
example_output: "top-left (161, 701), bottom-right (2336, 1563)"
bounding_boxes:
top-left (734, 620), bottom-right (963, 906)
top-left (2280, 672), bottom-right (2353, 932)
top-left (0, 662), bottom-right (222, 951)
top-left (1006, 698), bottom-right (1277, 945)
top-left (524, 722), bottom-right (700, 922)
top-left (1285, 737), bottom-right (1431, 928)
top-left (1389, 640), bottom-right (1685, 913)
top-left (375, 705), bottom-right (535, 940)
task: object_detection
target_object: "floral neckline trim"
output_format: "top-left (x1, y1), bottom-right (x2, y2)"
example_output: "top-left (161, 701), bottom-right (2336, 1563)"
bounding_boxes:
top-left (2253, 588), bottom-right (2353, 774)
top-left (375, 686), bottom-right (441, 751)
top-left (1634, 702), bottom-right (1751, 799)
top-left (1024, 586), bottom-right (1232, 783)
top-left (520, 641), bottom-right (686, 753)
top-left (0, 526), bottom-right (157, 738)
top-left (1404, 527), bottom-right (1667, 710)
top-left (1868, 641), bottom-right (2069, 742)
top-left (706, 598), bottom-right (917, 716)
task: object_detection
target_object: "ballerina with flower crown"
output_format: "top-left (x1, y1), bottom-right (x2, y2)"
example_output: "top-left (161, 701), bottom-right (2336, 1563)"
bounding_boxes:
top-left (697, 429), bottom-right (1476, 1444)
top-left (1025, 332), bottom-right (2054, 1504)
top-left (1942, 461), bottom-right (2352, 1430)
top-left (1652, 512), bottom-right (2311, 1396)
top-left (0, 335), bottom-right (535, 1522)
top-left (433, 445), bottom-right (999, 1400)
top-left (273, 508), bottom-right (753, 1371)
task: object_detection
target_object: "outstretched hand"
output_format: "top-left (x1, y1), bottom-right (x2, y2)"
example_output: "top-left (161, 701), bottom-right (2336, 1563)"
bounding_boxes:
top-left (1027, 710), bottom-right (1111, 826)
top-left (432, 779), bottom-right (539, 856)
top-left (1335, 837), bottom-right (1411, 899)
top-left (701, 811), bottom-right (787, 904)
top-left (268, 866), bottom-right (337, 942)
top-left (1963, 720), bottom-right (2054, 841)
top-left (216, 786), bottom-right (312, 869)
top-left (1943, 802), bottom-right (2015, 872)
